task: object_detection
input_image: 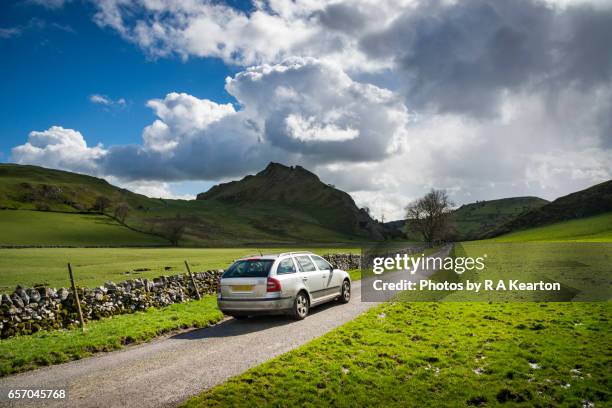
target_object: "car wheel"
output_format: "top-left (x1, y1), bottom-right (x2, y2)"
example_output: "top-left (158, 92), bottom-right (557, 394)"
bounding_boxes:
top-left (292, 292), bottom-right (309, 320)
top-left (339, 280), bottom-right (351, 303)
top-left (231, 314), bottom-right (249, 320)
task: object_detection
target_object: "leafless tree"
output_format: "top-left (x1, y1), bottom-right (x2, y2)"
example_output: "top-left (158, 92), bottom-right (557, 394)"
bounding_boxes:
top-left (405, 189), bottom-right (455, 243)
top-left (93, 196), bottom-right (111, 214)
top-left (114, 203), bottom-right (130, 223)
top-left (162, 218), bottom-right (188, 246)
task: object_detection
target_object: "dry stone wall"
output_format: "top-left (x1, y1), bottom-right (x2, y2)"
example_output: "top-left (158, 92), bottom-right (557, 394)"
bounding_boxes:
top-left (0, 254), bottom-right (360, 339)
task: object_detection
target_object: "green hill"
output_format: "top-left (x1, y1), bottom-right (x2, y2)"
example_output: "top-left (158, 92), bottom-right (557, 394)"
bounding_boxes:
top-left (489, 180), bottom-right (612, 237)
top-left (453, 196), bottom-right (549, 240)
top-left (0, 163), bottom-right (387, 246)
top-left (197, 163), bottom-right (388, 240)
top-left (489, 212), bottom-right (612, 242)
top-left (0, 210), bottom-right (166, 246)
top-left (386, 196), bottom-right (548, 241)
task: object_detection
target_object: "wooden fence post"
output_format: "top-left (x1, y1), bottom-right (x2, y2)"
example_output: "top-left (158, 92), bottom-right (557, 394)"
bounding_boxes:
top-left (67, 263), bottom-right (85, 332)
top-left (184, 260), bottom-right (202, 300)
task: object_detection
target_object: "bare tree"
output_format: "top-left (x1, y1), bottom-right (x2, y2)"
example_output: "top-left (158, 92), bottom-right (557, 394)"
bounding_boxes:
top-left (405, 189), bottom-right (455, 243)
top-left (162, 218), bottom-right (188, 246)
top-left (93, 196), bottom-right (111, 214)
top-left (114, 203), bottom-right (130, 223)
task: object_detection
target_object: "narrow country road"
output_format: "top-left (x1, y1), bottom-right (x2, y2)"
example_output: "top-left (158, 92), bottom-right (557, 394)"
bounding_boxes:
top-left (0, 245), bottom-right (452, 408)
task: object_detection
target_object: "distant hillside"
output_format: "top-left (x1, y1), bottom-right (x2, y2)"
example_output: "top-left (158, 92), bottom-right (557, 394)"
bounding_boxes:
top-left (0, 164), bottom-right (160, 212)
top-left (489, 212), bottom-right (612, 242)
top-left (489, 180), bottom-right (612, 237)
top-left (0, 163), bottom-right (390, 246)
top-left (385, 196), bottom-right (548, 241)
top-left (453, 196), bottom-right (549, 240)
top-left (197, 162), bottom-right (390, 240)
top-left (0, 210), bottom-right (166, 246)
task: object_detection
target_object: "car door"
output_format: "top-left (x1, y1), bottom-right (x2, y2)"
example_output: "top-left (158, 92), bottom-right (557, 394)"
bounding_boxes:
top-left (310, 255), bottom-right (342, 298)
top-left (294, 255), bottom-right (326, 300)
top-left (274, 257), bottom-right (299, 297)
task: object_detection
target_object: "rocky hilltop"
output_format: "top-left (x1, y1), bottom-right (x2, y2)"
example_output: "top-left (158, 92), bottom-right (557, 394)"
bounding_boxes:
top-left (198, 162), bottom-right (390, 240)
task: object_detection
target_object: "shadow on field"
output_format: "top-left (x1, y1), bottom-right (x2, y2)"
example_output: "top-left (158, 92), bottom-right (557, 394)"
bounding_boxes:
top-left (172, 300), bottom-right (344, 340)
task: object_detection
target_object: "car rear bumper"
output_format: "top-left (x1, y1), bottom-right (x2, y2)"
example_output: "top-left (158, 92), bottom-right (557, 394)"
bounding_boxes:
top-left (217, 296), bottom-right (294, 314)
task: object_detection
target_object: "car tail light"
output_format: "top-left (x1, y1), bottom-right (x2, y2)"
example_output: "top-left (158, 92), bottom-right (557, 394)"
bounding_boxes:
top-left (266, 277), bottom-right (281, 292)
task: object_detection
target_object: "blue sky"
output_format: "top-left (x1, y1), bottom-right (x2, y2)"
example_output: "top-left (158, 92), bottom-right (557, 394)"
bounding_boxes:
top-left (2, 0), bottom-right (611, 219)
top-left (0, 0), bottom-right (235, 162)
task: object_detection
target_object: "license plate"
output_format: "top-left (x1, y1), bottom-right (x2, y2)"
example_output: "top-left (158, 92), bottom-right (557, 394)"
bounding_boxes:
top-left (232, 285), bottom-right (254, 291)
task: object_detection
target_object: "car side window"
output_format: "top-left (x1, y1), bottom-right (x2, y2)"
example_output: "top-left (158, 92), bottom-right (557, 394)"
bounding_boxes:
top-left (311, 255), bottom-right (332, 271)
top-left (277, 258), bottom-right (296, 274)
top-left (295, 255), bottom-right (317, 272)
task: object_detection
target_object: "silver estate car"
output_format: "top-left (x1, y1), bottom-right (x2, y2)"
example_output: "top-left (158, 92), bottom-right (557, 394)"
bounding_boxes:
top-left (217, 251), bottom-right (351, 320)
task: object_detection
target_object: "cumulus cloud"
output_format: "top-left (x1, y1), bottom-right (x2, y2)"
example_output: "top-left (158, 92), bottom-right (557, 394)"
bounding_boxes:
top-left (317, 88), bottom-right (612, 219)
top-left (89, 0), bottom-right (398, 70)
top-left (142, 92), bottom-right (235, 152)
top-left (11, 126), bottom-right (106, 175)
top-left (285, 114), bottom-right (359, 143)
top-left (359, 0), bottom-right (612, 120)
top-left (225, 58), bottom-right (409, 162)
top-left (9, 0), bottom-right (612, 217)
top-left (12, 58), bottom-right (409, 184)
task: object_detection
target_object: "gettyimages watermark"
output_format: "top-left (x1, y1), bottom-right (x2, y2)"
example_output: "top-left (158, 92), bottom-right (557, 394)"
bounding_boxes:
top-left (360, 242), bottom-right (612, 302)
top-left (372, 252), bottom-right (487, 275)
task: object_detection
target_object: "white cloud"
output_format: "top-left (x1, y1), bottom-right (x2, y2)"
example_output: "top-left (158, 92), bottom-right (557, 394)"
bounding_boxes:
top-left (9, 0), bottom-right (612, 220)
top-left (225, 58), bottom-right (410, 162)
top-left (11, 58), bottom-right (410, 185)
top-left (108, 178), bottom-right (195, 200)
top-left (316, 87), bottom-right (612, 220)
top-left (90, 0), bottom-right (400, 70)
top-left (89, 94), bottom-right (127, 108)
top-left (11, 126), bottom-right (106, 175)
top-left (285, 114), bottom-right (359, 142)
top-left (142, 92), bottom-right (235, 152)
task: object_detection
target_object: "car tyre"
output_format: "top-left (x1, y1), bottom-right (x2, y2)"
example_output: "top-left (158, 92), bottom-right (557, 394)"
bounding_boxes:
top-left (230, 314), bottom-right (249, 320)
top-left (339, 280), bottom-right (351, 304)
top-left (292, 292), bottom-right (309, 320)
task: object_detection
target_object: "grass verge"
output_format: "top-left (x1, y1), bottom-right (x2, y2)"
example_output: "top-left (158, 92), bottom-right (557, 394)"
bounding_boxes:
top-left (0, 296), bottom-right (222, 377)
top-left (182, 301), bottom-right (611, 407)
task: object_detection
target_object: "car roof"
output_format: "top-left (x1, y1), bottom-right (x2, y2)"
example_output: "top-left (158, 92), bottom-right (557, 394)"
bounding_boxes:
top-left (236, 251), bottom-right (315, 261)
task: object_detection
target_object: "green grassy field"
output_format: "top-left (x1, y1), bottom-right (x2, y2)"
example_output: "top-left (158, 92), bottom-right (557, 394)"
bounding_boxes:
top-left (0, 247), bottom-right (359, 292)
top-left (0, 296), bottom-right (223, 376)
top-left (396, 241), bottom-right (611, 302)
top-left (182, 302), bottom-right (611, 407)
top-left (489, 212), bottom-right (612, 242)
top-left (0, 210), bottom-right (167, 246)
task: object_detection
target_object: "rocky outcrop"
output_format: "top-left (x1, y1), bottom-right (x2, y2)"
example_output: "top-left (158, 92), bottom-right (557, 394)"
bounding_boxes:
top-left (197, 162), bottom-right (391, 240)
top-left (0, 254), bottom-right (360, 339)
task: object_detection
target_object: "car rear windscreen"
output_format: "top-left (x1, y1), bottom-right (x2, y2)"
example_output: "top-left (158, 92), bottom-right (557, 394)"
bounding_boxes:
top-left (222, 259), bottom-right (274, 278)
